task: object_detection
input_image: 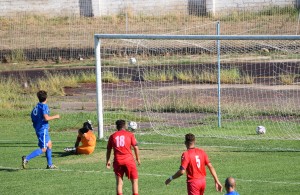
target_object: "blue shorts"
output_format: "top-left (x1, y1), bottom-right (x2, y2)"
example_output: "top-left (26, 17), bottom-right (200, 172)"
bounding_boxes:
top-left (36, 128), bottom-right (51, 149)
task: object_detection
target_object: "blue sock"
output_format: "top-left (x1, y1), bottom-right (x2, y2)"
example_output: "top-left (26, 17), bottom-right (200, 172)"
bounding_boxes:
top-left (46, 148), bottom-right (53, 166)
top-left (26, 148), bottom-right (43, 161)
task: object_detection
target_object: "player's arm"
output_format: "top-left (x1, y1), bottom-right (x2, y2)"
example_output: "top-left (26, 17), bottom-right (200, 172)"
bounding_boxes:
top-left (44, 114), bottom-right (60, 121)
top-left (133, 145), bottom-right (140, 165)
top-left (106, 136), bottom-right (113, 169)
top-left (106, 147), bottom-right (112, 169)
top-left (165, 167), bottom-right (185, 185)
top-left (74, 135), bottom-right (81, 148)
top-left (207, 163), bottom-right (223, 192)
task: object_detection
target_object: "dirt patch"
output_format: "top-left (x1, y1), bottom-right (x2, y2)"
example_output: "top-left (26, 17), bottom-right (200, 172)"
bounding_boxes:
top-left (2, 67), bottom-right (299, 131)
top-left (153, 83), bottom-right (300, 91)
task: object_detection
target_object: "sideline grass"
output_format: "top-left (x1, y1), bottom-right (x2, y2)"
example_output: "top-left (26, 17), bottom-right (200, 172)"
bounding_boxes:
top-left (0, 111), bottom-right (300, 195)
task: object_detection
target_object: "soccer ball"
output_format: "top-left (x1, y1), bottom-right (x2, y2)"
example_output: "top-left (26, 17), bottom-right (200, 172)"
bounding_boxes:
top-left (129, 57), bottom-right (137, 65)
top-left (256, 126), bottom-right (266, 134)
top-left (128, 121), bottom-right (138, 131)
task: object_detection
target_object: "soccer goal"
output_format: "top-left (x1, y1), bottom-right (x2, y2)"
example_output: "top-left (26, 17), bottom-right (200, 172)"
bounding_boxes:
top-left (94, 34), bottom-right (300, 141)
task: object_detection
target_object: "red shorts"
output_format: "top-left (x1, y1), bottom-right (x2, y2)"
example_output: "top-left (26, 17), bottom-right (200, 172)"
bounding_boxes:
top-left (113, 161), bottom-right (138, 180)
top-left (187, 178), bottom-right (206, 195)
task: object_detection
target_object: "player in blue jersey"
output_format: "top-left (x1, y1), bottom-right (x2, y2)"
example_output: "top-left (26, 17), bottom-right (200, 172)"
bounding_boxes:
top-left (22, 90), bottom-right (60, 169)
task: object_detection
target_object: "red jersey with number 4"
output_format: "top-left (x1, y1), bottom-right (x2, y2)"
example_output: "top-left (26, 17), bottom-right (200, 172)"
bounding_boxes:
top-left (107, 129), bottom-right (137, 164)
top-left (181, 148), bottom-right (210, 182)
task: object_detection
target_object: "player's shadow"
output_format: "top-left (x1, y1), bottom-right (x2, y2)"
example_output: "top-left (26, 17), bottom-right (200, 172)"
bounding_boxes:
top-left (52, 151), bottom-right (75, 157)
top-left (0, 142), bottom-right (36, 148)
top-left (0, 168), bottom-right (19, 172)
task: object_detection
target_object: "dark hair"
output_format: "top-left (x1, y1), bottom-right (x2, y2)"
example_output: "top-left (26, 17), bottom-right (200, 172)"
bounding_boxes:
top-left (225, 177), bottom-right (236, 190)
top-left (79, 121), bottom-right (93, 134)
top-left (83, 121), bottom-right (93, 130)
top-left (185, 133), bottom-right (195, 145)
top-left (116, 120), bottom-right (126, 130)
top-left (37, 90), bottom-right (47, 102)
top-left (79, 127), bottom-right (89, 134)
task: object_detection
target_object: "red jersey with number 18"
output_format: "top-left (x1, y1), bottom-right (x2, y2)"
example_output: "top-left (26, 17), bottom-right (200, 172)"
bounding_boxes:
top-left (180, 148), bottom-right (210, 182)
top-left (107, 129), bottom-right (137, 164)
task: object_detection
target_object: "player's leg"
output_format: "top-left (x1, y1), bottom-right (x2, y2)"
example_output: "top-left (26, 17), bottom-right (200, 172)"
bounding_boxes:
top-left (126, 163), bottom-right (139, 195)
top-left (130, 179), bottom-right (138, 195)
top-left (46, 140), bottom-right (54, 166)
top-left (22, 148), bottom-right (43, 168)
top-left (38, 131), bottom-right (56, 169)
top-left (76, 146), bottom-right (94, 154)
top-left (113, 162), bottom-right (125, 195)
top-left (22, 131), bottom-right (46, 168)
top-left (115, 175), bottom-right (123, 195)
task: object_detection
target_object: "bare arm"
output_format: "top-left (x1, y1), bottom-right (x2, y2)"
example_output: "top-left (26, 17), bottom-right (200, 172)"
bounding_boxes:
top-left (106, 148), bottom-right (112, 169)
top-left (165, 169), bottom-right (185, 185)
top-left (44, 114), bottom-right (60, 121)
top-left (133, 145), bottom-right (140, 165)
top-left (207, 163), bottom-right (223, 192)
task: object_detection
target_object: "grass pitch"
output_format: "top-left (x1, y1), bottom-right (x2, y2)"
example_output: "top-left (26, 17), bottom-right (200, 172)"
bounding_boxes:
top-left (0, 112), bottom-right (299, 195)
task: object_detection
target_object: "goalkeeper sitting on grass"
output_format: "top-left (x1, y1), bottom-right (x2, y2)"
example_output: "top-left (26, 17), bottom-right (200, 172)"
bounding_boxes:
top-left (64, 120), bottom-right (96, 155)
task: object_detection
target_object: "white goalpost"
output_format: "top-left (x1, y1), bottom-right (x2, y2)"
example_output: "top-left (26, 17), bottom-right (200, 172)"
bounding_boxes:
top-left (94, 34), bottom-right (300, 140)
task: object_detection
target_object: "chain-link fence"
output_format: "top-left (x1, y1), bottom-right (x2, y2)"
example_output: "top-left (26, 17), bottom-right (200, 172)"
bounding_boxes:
top-left (0, 0), bottom-right (300, 63)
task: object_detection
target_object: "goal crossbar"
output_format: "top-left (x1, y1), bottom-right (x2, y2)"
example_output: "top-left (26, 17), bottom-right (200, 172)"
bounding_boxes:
top-left (94, 34), bottom-right (300, 40)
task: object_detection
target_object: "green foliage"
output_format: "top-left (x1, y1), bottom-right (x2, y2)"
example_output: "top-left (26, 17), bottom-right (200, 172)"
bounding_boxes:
top-left (220, 68), bottom-right (240, 83)
top-left (219, 6), bottom-right (298, 22)
top-left (258, 5), bottom-right (298, 16)
top-left (143, 69), bottom-right (174, 82)
top-left (240, 74), bottom-right (255, 84)
top-left (175, 70), bottom-right (195, 82)
top-left (143, 68), bottom-right (248, 84)
top-left (0, 77), bottom-right (34, 110)
top-left (197, 70), bottom-right (218, 83)
top-left (31, 72), bottom-right (78, 96)
top-left (102, 71), bottom-right (119, 83)
top-left (11, 49), bottom-right (26, 62)
top-left (77, 71), bottom-right (96, 83)
top-left (279, 74), bottom-right (297, 85)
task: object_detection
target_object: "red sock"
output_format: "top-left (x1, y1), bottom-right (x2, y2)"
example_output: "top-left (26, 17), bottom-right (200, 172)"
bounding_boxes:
top-left (133, 193), bottom-right (138, 195)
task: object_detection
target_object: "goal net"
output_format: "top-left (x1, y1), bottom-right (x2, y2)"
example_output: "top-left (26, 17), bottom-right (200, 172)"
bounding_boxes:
top-left (95, 34), bottom-right (300, 141)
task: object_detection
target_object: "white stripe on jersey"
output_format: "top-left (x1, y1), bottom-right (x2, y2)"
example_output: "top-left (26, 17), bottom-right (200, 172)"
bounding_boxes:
top-left (43, 128), bottom-right (46, 148)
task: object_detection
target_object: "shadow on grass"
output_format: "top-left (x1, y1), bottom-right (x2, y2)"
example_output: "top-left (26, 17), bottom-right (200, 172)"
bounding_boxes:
top-left (0, 167), bottom-right (20, 172)
top-left (52, 151), bottom-right (75, 157)
top-left (0, 142), bottom-right (37, 148)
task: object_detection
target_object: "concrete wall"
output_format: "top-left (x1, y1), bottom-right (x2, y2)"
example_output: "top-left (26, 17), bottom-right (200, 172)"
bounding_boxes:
top-left (97, 0), bottom-right (187, 16)
top-left (0, 0), bottom-right (80, 16)
top-left (0, 0), bottom-right (187, 17)
top-left (207, 0), bottom-right (295, 15)
top-left (0, 0), bottom-right (297, 17)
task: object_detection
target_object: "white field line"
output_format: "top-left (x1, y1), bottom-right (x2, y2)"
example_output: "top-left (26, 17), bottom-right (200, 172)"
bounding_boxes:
top-left (0, 140), bottom-right (73, 143)
top-left (0, 139), bottom-right (253, 150)
top-left (0, 139), bottom-right (299, 151)
top-left (0, 166), bottom-right (299, 186)
top-left (0, 139), bottom-right (242, 148)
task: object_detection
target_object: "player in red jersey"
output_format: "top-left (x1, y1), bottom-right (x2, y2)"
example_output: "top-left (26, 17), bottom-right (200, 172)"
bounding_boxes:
top-left (106, 120), bottom-right (141, 195)
top-left (165, 133), bottom-right (222, 195)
